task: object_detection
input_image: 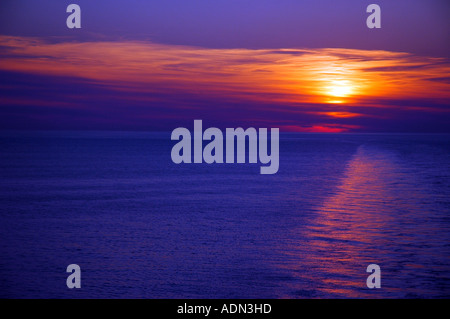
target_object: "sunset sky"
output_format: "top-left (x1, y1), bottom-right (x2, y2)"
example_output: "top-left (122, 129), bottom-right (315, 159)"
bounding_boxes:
top-left (0, 0), bottom-right (449, 132)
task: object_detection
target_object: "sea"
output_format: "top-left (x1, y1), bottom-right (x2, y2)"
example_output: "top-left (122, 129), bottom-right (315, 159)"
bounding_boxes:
top-left (0, 131), bottom-right (449, 298)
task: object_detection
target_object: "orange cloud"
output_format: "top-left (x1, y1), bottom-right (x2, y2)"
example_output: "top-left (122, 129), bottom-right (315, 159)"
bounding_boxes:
top-left (280, 124), bottom-right (360, 133)
top-left (321, 112), bottom-right (362, 118)
top-left (1, 36), bottom-right (449, 102)
top-left (0, 35), bottom-right (449, 132)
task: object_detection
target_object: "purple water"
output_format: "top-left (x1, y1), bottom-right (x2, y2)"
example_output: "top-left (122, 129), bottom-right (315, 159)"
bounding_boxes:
top-left (0, 132), bottom-right (449, 298)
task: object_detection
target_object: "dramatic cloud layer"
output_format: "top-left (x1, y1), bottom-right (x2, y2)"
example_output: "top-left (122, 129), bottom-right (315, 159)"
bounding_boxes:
top-left (0, 36), bottom-right (449, 132)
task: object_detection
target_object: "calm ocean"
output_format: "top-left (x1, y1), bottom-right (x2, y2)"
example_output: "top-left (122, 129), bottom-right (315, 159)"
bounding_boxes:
top-left (0, 132), bottom-right (449, 298)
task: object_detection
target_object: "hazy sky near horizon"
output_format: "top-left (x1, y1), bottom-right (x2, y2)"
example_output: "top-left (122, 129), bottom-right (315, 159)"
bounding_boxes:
top-left (0, 0), bottom-right (449, 132)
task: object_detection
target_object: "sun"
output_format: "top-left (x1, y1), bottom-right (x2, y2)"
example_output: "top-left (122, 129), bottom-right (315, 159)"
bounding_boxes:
top-left (326, 80), bottom-right (353, 97)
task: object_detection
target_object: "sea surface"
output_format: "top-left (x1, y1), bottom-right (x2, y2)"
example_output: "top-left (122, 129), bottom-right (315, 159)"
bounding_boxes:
top-left (0, 132), bottom-right (449, 298)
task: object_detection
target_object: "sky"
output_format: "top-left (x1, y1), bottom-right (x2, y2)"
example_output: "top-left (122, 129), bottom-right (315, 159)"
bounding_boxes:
top-left (0, 0), bottom-right (449, 132)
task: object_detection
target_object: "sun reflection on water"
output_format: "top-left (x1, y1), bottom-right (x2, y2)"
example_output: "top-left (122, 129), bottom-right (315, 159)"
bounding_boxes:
top-left (277, 144), bottom-right (443, 298)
